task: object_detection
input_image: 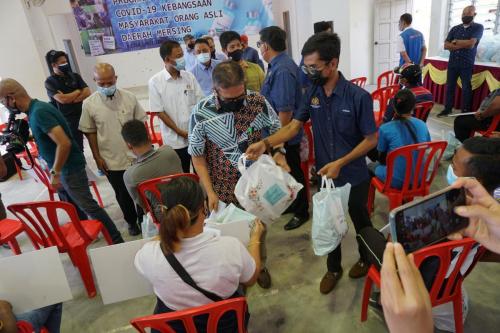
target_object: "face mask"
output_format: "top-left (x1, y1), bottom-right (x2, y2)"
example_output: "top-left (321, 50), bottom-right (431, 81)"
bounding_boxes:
top-left (174, 57), bottom-right (186, 71)
top-left (97, 85), bottom-right (116, 97)
top-left (58, 63), bottom-right (71, 74)
top-left (307, 70), bottom-right (329, 86)
top-left (219, 98), bottom-right (245, 113)
top-left (228, 49), bottom-right (243, 62)
top-left (446, 164), bottom-right (458, 186)
top-left (197, 53), bottom-right (211, 64)
top-left (462, 16), bottom-right (474, 25)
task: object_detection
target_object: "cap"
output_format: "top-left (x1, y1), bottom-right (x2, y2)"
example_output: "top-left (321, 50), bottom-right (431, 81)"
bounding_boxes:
top-left (240, 34), bottom-right (249, 44)
top-left (399, 63), bottom-right (421, 80)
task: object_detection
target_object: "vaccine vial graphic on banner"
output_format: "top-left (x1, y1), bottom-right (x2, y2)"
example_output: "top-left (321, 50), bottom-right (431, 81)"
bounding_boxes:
top-left (70, 0), bottom-right (275, 56)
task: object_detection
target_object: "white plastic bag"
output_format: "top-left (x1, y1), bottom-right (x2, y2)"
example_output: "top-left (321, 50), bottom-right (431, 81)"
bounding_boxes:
top-left (234, 154), bottom-right (303, 224)
top-left (141, 212), bottom-right (158, 239)
top-left (432, 286), bottom-right (469, 332)
top-left (311, 177), bottom-right (351, 256)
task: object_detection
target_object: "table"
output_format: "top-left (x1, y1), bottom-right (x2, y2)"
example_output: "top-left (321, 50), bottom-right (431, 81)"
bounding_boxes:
top-left (423, 56), bottom-right (500, 111)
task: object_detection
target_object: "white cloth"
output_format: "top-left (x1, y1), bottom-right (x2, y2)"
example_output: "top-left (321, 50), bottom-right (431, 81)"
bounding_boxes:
top-left (79, 89), bottom-right (146, 170)
top-left (135, 230), bottom-right (256, 310)
top-left (397, 25), bottom-right (426, 53)
top-left (148, 69), bottom-right (204, 149)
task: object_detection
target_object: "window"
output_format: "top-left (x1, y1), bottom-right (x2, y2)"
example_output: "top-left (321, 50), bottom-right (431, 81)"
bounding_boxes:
top-left (448, 0), bottom-right (500, 35)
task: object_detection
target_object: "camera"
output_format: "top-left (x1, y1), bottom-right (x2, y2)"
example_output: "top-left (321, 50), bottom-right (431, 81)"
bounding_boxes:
top-left (0, 108), bottom-right (30, 155)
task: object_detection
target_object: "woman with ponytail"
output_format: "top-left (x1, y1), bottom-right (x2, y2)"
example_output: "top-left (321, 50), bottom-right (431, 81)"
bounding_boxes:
top-left (135, 176), bottom-right (264, 331)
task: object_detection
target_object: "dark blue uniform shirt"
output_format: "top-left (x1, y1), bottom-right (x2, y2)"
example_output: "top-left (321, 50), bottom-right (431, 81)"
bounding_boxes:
top-left (295, 73), bottom-right (377, 186)
top-left (261, 52), bottom-right (303, 145)
top-left (446, 22), bottom-right (484, 68)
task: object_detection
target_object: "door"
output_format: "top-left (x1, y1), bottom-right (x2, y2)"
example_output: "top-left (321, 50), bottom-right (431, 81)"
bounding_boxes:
top-left (373, 0), bottom-right (413, 81)
top-left (283, 11), bottom-right (293, 58)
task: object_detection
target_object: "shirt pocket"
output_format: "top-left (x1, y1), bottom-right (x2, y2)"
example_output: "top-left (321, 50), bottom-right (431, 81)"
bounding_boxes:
top-left (185, 87), bottom-right (198, 106)
top-left (336, 110), bottom-right (356, 135)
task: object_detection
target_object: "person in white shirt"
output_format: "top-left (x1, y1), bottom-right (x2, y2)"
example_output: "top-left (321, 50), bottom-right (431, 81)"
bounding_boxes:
top-left (135, 176), bottom-right (264, 331)
top-left (203, 35), bottom-right (228, 61)
top-left (148, 40), bottom-right (204, 173)
top-left (182, 34), bottom-right (197, 70)
top-left (80, 63), bottom-right (146, 236)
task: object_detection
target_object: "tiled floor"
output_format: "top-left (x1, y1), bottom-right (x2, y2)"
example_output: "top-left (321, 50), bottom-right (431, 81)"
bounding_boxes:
top-left (1, 94), bottom-right (499, 332)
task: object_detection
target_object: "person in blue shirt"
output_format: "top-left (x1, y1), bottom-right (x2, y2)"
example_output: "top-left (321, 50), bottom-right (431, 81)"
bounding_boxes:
top-left (246, 32), bottom-right (378, 295)
top-left (438, 5), bottom-right (484, 117)
top-left (397, 13), bottom-right (426, 68)
top-left (372, 89), bottom-right (431, 189)
top-left (189, 38), bottom-right (221, 96)
top-left (241, 34), bottom-right (265, 71)
top-left (258, 26), bottom-right (309, 231)
top-left (0, 78), bottom-right (123, 244)
top-left (182, 34), bottom-right (197, 71)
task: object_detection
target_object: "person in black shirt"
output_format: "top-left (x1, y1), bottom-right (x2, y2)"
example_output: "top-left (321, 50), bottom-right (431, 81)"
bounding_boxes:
top-left (44, 50), bottom-right (90, 152)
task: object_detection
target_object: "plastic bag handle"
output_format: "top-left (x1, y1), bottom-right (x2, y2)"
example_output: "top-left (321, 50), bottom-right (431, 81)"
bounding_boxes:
top-left (237, 154), bottom-right (248, 174)
top-left (320, 176), bottom-right (336, 190)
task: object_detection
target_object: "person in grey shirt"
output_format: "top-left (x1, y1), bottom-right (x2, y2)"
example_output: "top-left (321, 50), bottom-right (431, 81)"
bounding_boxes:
top-left (121, 119), bottom-right (182, 208)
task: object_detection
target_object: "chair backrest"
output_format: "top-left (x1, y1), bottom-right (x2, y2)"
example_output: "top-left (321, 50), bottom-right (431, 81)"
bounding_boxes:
top-left (17, 321), bottom-right (49, 333)
top-left (137, 173), bottom-right (199, 224)
top-left (413, 101), bottom-right (434, 122)
top-left (371, 85), bottom-right (400, 125)
top-left (413, 238), bottom-right (485, 307)
top-left (145, 112), bottom-right (163, 146)
top-left (383, 141), bottom-right (447, 194)
top-left (377, 70), bottom-right (400, 89)
top-left (130, 297), bottom-right (248, 333)
top-left (30, 158), bottom-right (53, 190)
top-left (350, 77), bottom-right (367, 88)
top-left (7, 201), bottom-right (93, 251)
top-left (481, 113), bottom-right (500, 137)
top-left (303, 121), bottom-right (315, 165)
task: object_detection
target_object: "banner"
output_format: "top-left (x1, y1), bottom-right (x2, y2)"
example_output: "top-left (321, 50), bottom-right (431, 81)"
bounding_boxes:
top-left (70, 0), bottom-right (275, 56)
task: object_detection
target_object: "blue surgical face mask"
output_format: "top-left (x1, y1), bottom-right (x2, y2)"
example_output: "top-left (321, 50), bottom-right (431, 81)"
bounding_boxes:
top-left (196, 52), bottom-right (211, 64)
top-left (174, 57), bottom-right (186, 71)
top-left (446, 164), bottom-right (458, 186)
top-left (97, 84), bottom-right (116, 97)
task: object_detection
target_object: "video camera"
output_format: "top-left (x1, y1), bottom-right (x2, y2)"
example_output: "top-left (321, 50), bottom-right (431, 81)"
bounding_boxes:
top-left (0, 108), bottom-right (31, 155)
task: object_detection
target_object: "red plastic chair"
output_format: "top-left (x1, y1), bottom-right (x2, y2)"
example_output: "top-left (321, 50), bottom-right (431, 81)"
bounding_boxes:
top-left (16, 321), bottom-right (50, 333)
top-left (137, 173), bottom-right (199, 224)
top-left (130, 297), bottom-right (248, 333)
top-left (413, 101), bottom-right (434, 122)
top-left (300, 122), bottom-right (314, 201)
top-left (371, 85), bottom-right (400, 126)
top-left (361, 238), bottom-right (485, 333)
top-left (0, 218), bottom-right (25, 255)
top-left (30, 158), bottom-right (104, 207)
top-left (145, 112), bottom-right (163, 146)
top-left (0, 123), bottom-right (23, 180)
top-left (350, 77), bottom-right (367, 88)
top-left (472, 113), bottom-right (500, 138)
top-left (377, 70), bottom-right (400, 89)
top-left (367, 141), bottom-right (447, 214)
top-left (7, 201), bottom-right (113, 298)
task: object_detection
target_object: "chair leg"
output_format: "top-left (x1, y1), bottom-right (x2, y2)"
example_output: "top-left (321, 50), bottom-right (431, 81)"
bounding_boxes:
top-left (367, 182), bottom-right (376, 215)
top-left (7, 238), bottom-right (22, 255)
top-left (91, 182), bottom-right (104, 208)
top-left (16, 164), bottom-right (23, 180)
top-left (361, 275), bottom-right (373, 322)
top-left (453, 295), bottom-right (464, 333)
top-left (388, 194), bottom-right (403, 211)
top-left (70, 246), bottom-right (97, 298)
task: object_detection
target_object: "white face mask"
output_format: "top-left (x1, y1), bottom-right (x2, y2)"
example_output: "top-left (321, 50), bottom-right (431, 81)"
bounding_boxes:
top-left (196, 52), bottom-right (211, 64)
top-left (446, 164), bottom-right (458, 186)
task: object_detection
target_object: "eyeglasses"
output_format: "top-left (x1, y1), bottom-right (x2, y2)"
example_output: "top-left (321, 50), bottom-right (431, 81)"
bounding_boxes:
top-left (301, 64), bottom-right (327, 75)
top-left (216, 91), bottom-right (246, 103)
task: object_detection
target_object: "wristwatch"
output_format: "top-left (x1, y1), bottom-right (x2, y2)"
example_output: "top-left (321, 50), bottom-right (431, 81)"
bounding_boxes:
top-left (49, 169), bottom-right (60, 176)
top-left (272, 147), bottom-right (287, 156)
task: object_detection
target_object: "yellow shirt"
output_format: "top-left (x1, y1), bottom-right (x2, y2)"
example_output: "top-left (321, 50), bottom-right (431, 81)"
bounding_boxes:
top-left (241, 60), bottom-right (265, 92)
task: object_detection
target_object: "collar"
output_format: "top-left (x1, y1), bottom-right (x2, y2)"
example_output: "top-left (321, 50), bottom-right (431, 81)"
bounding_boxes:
top-left (331, 71), bottom-right (348, 97)
top-left (163, 68), bottom-right (182, 81)
top-left (199, 60), bottom-right (214, 71)
top-left (27, 99), bottom-right (37, 115)
top-left (402, 25), bottom-right (412, 32)
top-left (181, 229), bottom-right (218, 249)
top-left (136, 146), bottom-right (156, 163)
top-left (269, 52), bottom-right (287, 69)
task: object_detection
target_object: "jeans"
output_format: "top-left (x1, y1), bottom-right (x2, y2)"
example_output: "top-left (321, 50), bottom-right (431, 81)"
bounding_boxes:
top-left (60, 167), bottom-right (123, 243)
top-left (284, 143), bottom-right (309, 219)
top-left (174, 147), bottom-right (191, 173)
top-left (327, 179), bottom-right (373, 272)
top-left (106, 170), bottom-right (139, 229)
top-left (16, 303), bottom-right (63, 333)
top-left (445, 65), bottom-right (473, 112)
top-left (454, 114), bottom-right (495, 142)
top-left (57, 188), bottom-right (87, 220)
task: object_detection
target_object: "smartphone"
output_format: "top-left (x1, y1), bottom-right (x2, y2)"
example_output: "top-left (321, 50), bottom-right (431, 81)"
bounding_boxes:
top-left (389, 186), bottom-right (468, 253)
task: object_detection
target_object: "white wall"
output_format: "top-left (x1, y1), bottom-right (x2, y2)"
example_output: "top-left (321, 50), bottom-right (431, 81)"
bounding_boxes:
top-left (0, 0), bottom-right (49, 100)
top-left (350, 0), bottom-right (375, 83)
top-left (428, 0), bottom-right (449, 57)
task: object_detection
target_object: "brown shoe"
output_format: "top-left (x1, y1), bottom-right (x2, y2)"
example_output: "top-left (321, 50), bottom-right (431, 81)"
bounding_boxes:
top-left (319, 268), bottom-right (343, 294)
top-left (348, 259), bottom-right (369, 279)
top-left (257, 268), bottom-right (272, 289)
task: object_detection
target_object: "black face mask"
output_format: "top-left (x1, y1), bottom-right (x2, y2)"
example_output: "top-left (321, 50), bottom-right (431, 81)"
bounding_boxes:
top-left (58, 63), bottom-right (71, 74)
top-left (228, 49), bottom-right (243, 62)
top-left (462, 16), bottom-right (474, 25)
top-left (307, 70), bottom-right (329, 86)
top-left (219, 98), bottom-right (245, 113)
top-left (187, 43), bottom-right (195, 50)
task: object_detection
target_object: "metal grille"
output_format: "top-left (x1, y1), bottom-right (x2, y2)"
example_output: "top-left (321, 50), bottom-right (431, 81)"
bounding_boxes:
top-left (448, 0), bottom-right (500, 35)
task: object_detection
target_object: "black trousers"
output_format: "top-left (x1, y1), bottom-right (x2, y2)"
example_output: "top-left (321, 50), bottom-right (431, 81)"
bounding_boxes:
top-left (284, 143), bottom-right (309, 219)
top-left (57, 188), bottom-right (87, 220)
top-left (454, 114), bottom-right (495, 142)
top-left (327, 179), bottom-right (373, 272)
top-left (106, 170), bottom-right (139, 228)
top-left (175, 147), bottom-right (191, 173)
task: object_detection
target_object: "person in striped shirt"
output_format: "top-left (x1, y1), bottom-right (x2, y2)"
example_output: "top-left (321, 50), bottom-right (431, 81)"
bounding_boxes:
top-left (382, 64), bottom-right (433, 123)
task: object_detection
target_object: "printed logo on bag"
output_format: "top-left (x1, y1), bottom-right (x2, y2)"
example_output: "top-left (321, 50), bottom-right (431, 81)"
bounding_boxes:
top-left (310, 96), bottom-right (320, 109)
top-left (263, 184), bottom-right (287, 206)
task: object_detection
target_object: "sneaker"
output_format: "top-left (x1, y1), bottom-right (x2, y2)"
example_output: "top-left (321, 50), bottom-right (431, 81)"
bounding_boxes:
top-left (128, 224), bottom-right (141, 236)
top-left (284, 215), bottom-right (309, 231)
top-left (437, 109), bottom-right (452, 118)
top-left (348, 259), bottom-right (369, 279)
top-left (319, 268), bottom-right (343, 294)
top-left (257, 268), bottom-right (272, 289)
